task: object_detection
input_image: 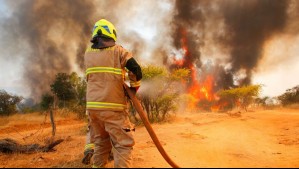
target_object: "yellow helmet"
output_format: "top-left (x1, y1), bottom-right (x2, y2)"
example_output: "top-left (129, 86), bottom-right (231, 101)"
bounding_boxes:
top-left (92, 19), bottom-right (117, 42)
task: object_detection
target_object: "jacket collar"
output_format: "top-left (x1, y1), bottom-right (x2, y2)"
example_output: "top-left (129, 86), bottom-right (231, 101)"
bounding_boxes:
top-left (91, 37), bottom-right (115, 49)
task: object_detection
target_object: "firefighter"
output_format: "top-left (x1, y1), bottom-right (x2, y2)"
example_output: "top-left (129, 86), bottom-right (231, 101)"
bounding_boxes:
top-left (84, 19), bottom-right (142, 168)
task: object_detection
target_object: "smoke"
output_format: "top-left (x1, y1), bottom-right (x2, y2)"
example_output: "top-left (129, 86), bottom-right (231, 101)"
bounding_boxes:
top-left (167, 0), bottom-right (235, 91)
top-left (1, 0), bottom-right (97, 101)
top-left (171, 0), bottom-right (205, 69)
top-left (219, 0), bottom-right (290, 85)
top-left (166, 0), bottom-right (293, 90)
top-left (0, 0), bottom-right (173, 101)
top-left (1, 0), bottom-right (298, 101)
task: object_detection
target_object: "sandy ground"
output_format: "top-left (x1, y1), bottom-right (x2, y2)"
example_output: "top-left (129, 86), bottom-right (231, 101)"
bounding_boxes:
top-left (0, 108), bottom-right (299, 168)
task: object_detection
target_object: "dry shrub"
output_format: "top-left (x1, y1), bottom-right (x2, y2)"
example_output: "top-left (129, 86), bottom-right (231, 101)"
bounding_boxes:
top-left (55, 108), bottom-right (74, 118)
top-left (0, 112), bottom-right (46, 128)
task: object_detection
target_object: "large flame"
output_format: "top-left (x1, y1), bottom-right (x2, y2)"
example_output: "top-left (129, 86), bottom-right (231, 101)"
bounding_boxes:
top-left (189, 75), bottom-right (215, 101)
top-left (175, 28), bottom-right (219, 111)
top-left (187, 73), bottom-right (217, 110)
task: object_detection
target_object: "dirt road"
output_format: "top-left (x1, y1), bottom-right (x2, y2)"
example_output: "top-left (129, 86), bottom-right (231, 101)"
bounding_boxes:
top-left (0, 109), bottom-right (298, 168)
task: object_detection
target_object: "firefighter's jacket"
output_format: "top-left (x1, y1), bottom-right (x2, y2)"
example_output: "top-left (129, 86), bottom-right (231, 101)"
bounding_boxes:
top-left (84, 45), bottom-right (140, 111)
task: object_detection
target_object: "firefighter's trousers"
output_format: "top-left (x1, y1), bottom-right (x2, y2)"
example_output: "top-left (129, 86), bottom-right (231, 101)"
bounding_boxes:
top-left (86, 111), bottom-right (95, 146)
top-left (89, 110), bottom-right (135, 168)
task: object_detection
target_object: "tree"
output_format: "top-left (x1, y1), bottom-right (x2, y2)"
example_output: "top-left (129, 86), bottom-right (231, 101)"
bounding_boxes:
top-left (50, 73), bottom-right (76, 107)
top-left (139, 65), bottom-right (168, 121)
top-left (255, 96), bottom-right (270, 107)
top-left (68, 72), bottom-right (87, 119)
top-left (0, 90), bottom-right (23, 116)
top-left (217, 85), bottom-right (262, 111)
top-left (69, 72), bottom-right (86, 105)
top-left (277, 85), bottom-right (299, 106)
top-left (138, 65), bottom-right (190, 122)
top-left (156, 93), bottom-right (179, 121)
top-left (40, 93), bottom-right (54, 111)
top-left (47, 72), bottom-right (87, 118)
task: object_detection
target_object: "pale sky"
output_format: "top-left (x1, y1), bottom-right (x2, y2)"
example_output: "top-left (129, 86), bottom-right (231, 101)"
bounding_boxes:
top-left (252, 34), bottom-right (299, 97)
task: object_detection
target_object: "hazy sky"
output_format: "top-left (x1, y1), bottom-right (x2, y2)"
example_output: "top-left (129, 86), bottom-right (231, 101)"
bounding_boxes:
top-left (252, 34), bottom-right (299, 97)
top-left (0, 0), bottom-right (299, 99)
top-left (0, 3), bottom-right (27, 96)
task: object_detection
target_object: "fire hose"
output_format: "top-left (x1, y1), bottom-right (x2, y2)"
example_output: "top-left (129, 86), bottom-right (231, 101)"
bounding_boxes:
top-left (123, 84), bottom-right (180, 168)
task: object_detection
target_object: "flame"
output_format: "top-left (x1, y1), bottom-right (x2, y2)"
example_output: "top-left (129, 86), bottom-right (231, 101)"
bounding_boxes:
top-left (211, 101), bottom-right (228, 112)
top-left (173, 57), bottom-right (184, 66)
top-left (174, 27), bottom-right (222, 111)
top-left (187, 74), bottom-right (216, 109)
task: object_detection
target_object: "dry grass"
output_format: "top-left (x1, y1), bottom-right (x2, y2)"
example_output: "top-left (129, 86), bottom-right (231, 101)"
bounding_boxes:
top-left (0, 110), bottom-right (79, 126)
top-left (0, 116), bottom-right (9, 127)
top-left (0, 110), bottom-right (86, 144)
top-left (1, 108), bottom-right (299, 168)
top-left (285, 103), bottom-right (299, 109)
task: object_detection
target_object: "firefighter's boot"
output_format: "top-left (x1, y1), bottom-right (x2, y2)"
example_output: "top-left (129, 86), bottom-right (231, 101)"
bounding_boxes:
top-left (82, 144), bottom-right (95, 165)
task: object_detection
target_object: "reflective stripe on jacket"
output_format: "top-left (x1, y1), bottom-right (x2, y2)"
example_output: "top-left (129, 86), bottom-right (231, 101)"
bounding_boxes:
top-left (84, 45), bottom-right (133, 111)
